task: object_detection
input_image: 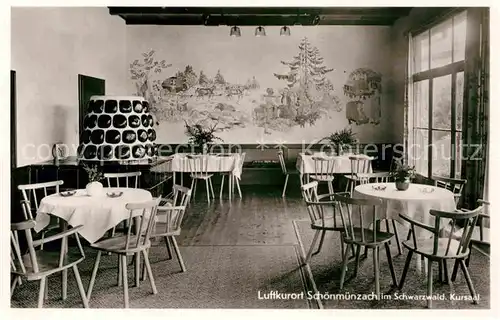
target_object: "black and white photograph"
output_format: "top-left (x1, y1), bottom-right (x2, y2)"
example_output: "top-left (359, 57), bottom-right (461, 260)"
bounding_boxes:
top-left (4, 1), bottom-right (497, 316)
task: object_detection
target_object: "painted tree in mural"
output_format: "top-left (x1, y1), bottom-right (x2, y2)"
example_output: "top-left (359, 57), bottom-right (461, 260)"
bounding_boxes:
top-left (183, 65), bottom-right (198, 88)
top-left (273, 37), bottom-right (339, 127)
top-left (214, 70), bottom-right (226, 85)
top-left (245, 76), bottom-right (260, 90)
top-left (129, 49), bottom-right (172, 101)
top-left (199, 70), bottom-right (209, 86)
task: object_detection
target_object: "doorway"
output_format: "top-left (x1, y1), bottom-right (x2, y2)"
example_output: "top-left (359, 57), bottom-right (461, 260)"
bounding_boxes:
top-left (78, 74), bottom-right (105, 141)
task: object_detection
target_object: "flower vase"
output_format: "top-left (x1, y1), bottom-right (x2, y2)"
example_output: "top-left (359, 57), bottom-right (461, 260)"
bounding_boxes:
top-left (395, 177), bottom-right (410, 191)
top-left (86, 181), bottom-right (104, 197)
top-left (336, 144), bottom-right (344, 156)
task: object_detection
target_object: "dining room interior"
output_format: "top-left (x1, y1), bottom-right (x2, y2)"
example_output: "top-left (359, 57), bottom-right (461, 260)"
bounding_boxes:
top-left (8, 5), bottom-right (492, 311)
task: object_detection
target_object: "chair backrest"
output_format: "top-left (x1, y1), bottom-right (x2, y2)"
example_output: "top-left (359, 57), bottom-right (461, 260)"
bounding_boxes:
top-left (300, 181), bottom-right (347, 230)
top-left (357, 172), bottom-right (392, 185)
top-left (122, 198), bottom-right (161, 251)
top-left (278, 150), bottom-right (287, 174)
top-left (11, 220), bottom-right (84, 277)
top-left (186, 155), bottom-right (216, 175)
top-left (425, 205), bottom-right (482, 257)
top-left (312, 156), bottom-right (337, 180)
top-left (104, 172), bottom-right (141, 188)
top-left (477, 199), bottom-right (490, 242)
top-left (431, 175), bottom-right (466, 205)
top-left (238, 152), bottom-right (246, 173)
top-left (349, 155), bottom-right (373, 175)
top-left (334, 194), bottom-right (383, 245)
top-left (18, 180), bottom-right (64, 220)
top-left (155, 185), bottom-right (192, 234)
top-left (301, 181), bottom-right (321, 223)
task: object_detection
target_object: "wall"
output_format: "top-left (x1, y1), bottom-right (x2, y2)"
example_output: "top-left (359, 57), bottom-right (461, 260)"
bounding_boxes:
top-left (11, 7), bottom-right (127, 167)
top-left (126, 25), bottom-right (394, 145)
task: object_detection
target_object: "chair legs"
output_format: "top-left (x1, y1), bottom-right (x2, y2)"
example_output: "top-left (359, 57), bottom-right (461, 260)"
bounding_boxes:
top-left (164, 236), bottom-right (173, 260)
top-left (121, 255), bottom-right (129, 308)
top-left (220, 175), bottom-right (225, 198)
top-left (399, 250), bottom-right (413, 290)
top-left (87, 251), bottom-right (102, 300)
top-left (392, 220), bottom-right (403, 255)
top-left (235, 177), bottom-right (242, 198)
top-left (170, 236), bottom-right (187, 272)
top-left (72, 265), bottom-right (89, 308)
top-left (384, 243), bottom-right (398, 287)
top-left (373, 247), bottom-right (381, 299)
top-left (38, 277), bottom-right (46, 308)
top-left (459, 259), bottom-right (478, 304)
top-left (339, 241), bottom-right (350, 290)
top-left (305, 230), bottom-right (321, 264)
top-left (282, 174), bottom-right (289, 197)
top-left (312, 230), bottom-right (326, 256)
top-left (205, 179), bottom-right (211, 203)
top-left (427, 259), bottom-right (434, 308)
top-left (142, 249), bottom-right (158, 295)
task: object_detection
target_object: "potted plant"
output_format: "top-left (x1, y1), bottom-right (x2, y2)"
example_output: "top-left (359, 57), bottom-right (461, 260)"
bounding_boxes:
top-left (320, 127), bottom-right (358, 155)
top-left (83, 163), bottom-right (104, 196)
top-left (184, 121), bottom-right (223, 154)
top-left (391, 159), bottom-right (416, 191)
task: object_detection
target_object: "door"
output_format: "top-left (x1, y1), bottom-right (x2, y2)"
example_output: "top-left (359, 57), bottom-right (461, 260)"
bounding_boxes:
top-left (78, 74), bottom-right (105, 141)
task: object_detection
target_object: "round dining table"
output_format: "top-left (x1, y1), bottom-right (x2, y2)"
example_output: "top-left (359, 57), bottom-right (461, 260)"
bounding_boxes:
top-left (353, 182), bottom-right (456, 274)
top-left (353, 182), bottom-right (456, 237)
top-left (35, 187), bottom-right (153, 244)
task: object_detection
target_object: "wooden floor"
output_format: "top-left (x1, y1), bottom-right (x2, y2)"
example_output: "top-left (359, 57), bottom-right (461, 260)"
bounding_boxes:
top-left (177, 184), bottom-right (305, 246)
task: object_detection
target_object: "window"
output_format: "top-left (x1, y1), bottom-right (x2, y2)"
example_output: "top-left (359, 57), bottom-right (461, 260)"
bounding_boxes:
top-left (410, 10), bottom-right (467, 178)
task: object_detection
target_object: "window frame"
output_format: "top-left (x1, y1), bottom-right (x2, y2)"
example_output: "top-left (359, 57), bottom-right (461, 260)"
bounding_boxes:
top-left (410, 10), bottom-right (467, 179)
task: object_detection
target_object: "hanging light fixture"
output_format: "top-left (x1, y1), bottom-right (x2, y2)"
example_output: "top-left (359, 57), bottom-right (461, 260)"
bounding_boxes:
top-left (280, 26), bottom-right (291, 36)
top-left (229, 26), bottom-right (241, 37)
top-left (255, 26), bottom-right (266, 37)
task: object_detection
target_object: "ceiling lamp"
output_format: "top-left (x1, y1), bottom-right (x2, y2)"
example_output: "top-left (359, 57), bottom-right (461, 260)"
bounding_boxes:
top-left (230, 26), bottom-right (241, 37)
top-left (255, 26), bottom-right (266, 37)
top-left (280, 26), bottom-right (291, 36)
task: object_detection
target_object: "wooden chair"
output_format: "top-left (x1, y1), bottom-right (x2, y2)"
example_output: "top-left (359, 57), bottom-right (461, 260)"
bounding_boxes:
top-left (431, 176), bottom-right (467, 206)
top-left (451, 199), bottom-right (490, 278)
top-left (87, 198), bottom-right (161, 308)
top-left (398, 205), bottom-right (483, 308)
top-left (344, 155), bottom-right (374, 195)
top-left (10, 217), bottom-right (88, 308)
top-left (310, 156), bottom-right (337, 198)
top-left (220, 152), bottom-right (246, 199)
top-left (301, 181), bottom-right (350, 263)
top-left (278, 150), bottom-right (300, 197)
top-left (335, 194), bottom-right (397, 300)
top-left (145, 185), bottom-right (192, 275)
top-left (104, 172), bottom-right (142, 236)
top-left (187, 155), bottom-right (216, 203)
top-left (357, 172), bottom-right (402, 255)
top-left (18, 180), bottom-right (64, 249)
top-left (104, 171), bottom-right (142, 188)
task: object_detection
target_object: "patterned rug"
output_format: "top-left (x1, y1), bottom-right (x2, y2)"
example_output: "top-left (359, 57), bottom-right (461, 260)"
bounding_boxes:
top-left (293, 219), bottom-right (490, 309)
top-left (11, 244), bottom-right (308, 309)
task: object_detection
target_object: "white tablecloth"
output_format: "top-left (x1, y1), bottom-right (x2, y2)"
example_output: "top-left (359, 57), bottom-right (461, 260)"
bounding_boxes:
top-left (151, 153), bottom-right (242, 179)
top-left (35, 188), bottom-right (153, 243)
top-left (353, 183), bottom-right (456, 238)
top-left (296, 153), bottom-right (373, 174)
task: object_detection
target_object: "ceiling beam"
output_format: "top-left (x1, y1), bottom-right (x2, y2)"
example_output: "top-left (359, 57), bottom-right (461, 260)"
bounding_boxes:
top-left (109, 7), bottom-right (414, 26)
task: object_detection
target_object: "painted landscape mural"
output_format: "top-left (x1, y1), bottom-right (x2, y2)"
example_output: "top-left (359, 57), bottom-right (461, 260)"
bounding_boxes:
top-left (127, 26), bottom-right (390, 143)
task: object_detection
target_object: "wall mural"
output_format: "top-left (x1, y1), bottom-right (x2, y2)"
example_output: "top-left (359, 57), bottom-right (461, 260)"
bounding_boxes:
top-left (129, 37), bottom-right (382, 142)
top-left (343, 68), bottom-right (382, 125)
